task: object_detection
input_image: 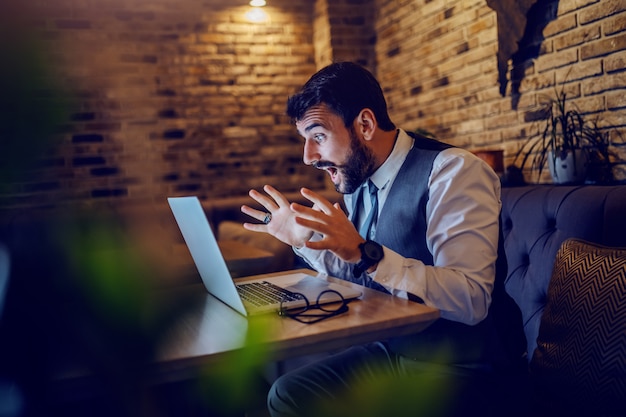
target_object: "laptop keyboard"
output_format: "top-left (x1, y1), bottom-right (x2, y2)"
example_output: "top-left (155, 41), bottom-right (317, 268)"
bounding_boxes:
top-left (236, 281), bottom-right (301, 307)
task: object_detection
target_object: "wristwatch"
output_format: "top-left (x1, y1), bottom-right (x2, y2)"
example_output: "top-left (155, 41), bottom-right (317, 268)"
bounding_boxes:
top-left (354, 240), bottom-right (384, 276)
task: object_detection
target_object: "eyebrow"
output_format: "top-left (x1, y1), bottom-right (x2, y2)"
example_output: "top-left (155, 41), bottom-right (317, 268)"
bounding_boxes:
top-left (303, 122), bottom-right (323, 134)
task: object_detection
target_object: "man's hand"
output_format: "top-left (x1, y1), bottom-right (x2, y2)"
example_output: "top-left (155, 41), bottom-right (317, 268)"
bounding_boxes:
top-left (291, 188), bottom-right (364, 263)
top-left (241, 185), bottom-right (315, 248)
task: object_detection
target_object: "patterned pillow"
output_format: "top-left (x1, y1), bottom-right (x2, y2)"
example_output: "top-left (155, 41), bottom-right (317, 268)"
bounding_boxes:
top-left (530, 238), bottom-right (626, 415)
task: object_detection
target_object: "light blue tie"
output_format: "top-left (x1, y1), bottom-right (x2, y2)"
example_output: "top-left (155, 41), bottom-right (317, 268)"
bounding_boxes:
top-left (359, 180), bottom-right (378, 239)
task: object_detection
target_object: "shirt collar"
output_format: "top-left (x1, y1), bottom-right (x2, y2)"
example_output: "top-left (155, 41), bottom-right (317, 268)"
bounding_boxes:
top-left (368, 129), bottom-right (413, 191)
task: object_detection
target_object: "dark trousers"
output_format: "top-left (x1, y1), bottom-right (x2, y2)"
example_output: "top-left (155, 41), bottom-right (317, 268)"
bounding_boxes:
top-left (267, 342), bottom-right (509, 417)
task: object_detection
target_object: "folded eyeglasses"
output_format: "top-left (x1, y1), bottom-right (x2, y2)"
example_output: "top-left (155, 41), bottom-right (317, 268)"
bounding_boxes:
top-left (278, 289), bottom-right (350, 324)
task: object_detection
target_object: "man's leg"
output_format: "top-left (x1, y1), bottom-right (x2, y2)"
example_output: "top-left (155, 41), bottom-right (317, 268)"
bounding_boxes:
top-left (267, 342), bottom-right (395, 417)
top-left (268, 341), bottom-right (500, 417)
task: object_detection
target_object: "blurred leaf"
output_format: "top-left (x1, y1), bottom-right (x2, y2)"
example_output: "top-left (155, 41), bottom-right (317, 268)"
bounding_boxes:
top-left (0, 25), bottom-right (69, 199)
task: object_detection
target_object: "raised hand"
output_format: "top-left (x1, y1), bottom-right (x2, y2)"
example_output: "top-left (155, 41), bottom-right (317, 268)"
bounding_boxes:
top-left (291, 188), bottom-right (364, 264)
top-left (241, 185), bottom-right (315, 248)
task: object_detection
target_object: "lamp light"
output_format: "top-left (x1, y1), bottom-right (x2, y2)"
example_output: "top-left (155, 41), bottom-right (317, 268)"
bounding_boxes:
top-left (249, 0), bottom-right (266, 6)
top-left (245, 7), bottom-right (268, 22)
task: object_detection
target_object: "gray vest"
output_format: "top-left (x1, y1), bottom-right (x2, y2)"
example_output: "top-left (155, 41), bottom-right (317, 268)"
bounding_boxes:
top-left (346, 133), bottom-right (446, 288)
top-left (351, 132), bottom-right (526, 370)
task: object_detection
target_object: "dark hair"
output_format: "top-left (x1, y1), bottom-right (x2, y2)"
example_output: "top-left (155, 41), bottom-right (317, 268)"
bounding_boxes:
top-left (286, 62), bottom-right (396, 131)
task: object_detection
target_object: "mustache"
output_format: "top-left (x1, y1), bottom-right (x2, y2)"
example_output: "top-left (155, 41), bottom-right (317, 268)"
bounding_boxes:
top-left (314, 160), bottom-right (339, 169)
top-left (313, 161), bottom-right (346, 169)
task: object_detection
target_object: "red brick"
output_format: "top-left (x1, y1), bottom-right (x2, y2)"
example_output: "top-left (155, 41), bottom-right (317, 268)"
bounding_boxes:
top-left (555, 58), bottom-right (603, 82)
top-left (467, 130), bottom-right (502, 145)
top-left (579, 0), bottom-right (626, 25)
top-left (557, 0), bottom-right (600, 16)
top-left (581, 33), bottom-right (626, 59)
top-left (606, 90), bottom-right (626, 110)
top-left (582, 72), bottom-right (626, 95)
top-left (603, 12), bottom-right (626, 36)
top-left (544, 13), bottom-right (577, 37)
top-left (467, 14), bottom-right (494, 36)
top-left (553, 23), bottom-right (602, 51)
top-left (499, 125), bottom-right (527, 142)
top-left (484, 113), bottom-right (519, 130)
top-left (519, 72), bottom-right (556, 94)
top-left (570, 95), bottom-right (605, 113)
top-left (605, 50), bottom-right (626, 73)
top-left (535, 48), bottom-right (579, 73)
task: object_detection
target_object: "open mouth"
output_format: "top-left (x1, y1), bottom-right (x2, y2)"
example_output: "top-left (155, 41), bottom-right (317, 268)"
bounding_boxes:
top-left (325, 167), bottom-right (338, 182)
top-left (314, 161), bottom-right (340, 183)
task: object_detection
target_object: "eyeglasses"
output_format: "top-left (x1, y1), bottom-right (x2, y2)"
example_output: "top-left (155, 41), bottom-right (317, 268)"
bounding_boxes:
top-left (278, 289), bottom-right (349, 324)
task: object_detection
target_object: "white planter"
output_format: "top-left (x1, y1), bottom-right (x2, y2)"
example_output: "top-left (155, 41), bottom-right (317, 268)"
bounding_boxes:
top-left (548, 149), bottom-right (588, 184)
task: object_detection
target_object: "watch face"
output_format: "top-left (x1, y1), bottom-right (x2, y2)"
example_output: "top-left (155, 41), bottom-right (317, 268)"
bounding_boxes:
top-left (355, 240), bottom-right (384, 276)
top-left (363, 241), bottom-right (384, 261)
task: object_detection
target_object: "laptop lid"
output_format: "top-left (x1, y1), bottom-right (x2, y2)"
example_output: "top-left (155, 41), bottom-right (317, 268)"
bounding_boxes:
top-left (167, 196), bottom-right (362, 316)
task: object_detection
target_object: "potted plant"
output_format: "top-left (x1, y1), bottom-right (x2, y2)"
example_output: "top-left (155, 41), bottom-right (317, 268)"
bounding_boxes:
top-left (513, 85), bottom-right (622, 185)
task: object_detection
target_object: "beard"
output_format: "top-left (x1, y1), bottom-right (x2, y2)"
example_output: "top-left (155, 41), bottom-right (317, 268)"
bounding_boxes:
top-left (315, 127), bottom-right (377, 194)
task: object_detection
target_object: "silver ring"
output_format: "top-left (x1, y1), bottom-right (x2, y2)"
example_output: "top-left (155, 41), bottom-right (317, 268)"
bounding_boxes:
top-left (263, 213), bottom-right (272, 224)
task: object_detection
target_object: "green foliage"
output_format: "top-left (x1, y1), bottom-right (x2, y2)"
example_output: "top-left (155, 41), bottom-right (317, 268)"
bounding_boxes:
top-left (513, 84), bottom-right (623, 184)
top-left (195, 315), bottom-right (273, 415)
top-left (0, 31), bottom-right (69, 197)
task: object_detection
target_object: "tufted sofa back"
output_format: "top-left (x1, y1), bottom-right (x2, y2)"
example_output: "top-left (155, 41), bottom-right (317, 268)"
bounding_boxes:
top-left (500, 185), bottom-right (626, 361)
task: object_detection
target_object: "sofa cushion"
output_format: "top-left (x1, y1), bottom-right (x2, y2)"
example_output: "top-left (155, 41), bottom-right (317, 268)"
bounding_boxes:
top-left (529, 238), bottom-right (626, 415)
top-left (501, 185), bottom-right (626, 361)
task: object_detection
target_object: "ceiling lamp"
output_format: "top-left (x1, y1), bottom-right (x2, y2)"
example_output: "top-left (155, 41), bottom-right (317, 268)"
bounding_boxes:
top-left (249, 0), bottom-right (266, 6)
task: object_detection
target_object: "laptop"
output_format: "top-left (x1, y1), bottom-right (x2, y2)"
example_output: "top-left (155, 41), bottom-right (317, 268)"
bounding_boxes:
top-left (167, 196), bottom-right (362, 316)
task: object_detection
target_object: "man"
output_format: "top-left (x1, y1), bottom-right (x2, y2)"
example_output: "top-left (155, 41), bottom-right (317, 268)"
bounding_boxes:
top-left (241, 62), bottom-right (525, 417)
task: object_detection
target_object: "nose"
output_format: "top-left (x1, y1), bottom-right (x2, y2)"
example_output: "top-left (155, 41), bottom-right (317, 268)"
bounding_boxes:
top-left (302, 139), bottom-right (319, 166)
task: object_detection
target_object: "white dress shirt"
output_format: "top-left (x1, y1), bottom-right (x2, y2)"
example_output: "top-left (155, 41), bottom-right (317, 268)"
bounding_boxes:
top-left (296, 129), bottom-right (502, 326)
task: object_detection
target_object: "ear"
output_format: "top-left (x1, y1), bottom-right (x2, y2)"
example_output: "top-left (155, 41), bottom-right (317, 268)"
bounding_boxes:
top-left (354, 108), bottom-right (377, 141)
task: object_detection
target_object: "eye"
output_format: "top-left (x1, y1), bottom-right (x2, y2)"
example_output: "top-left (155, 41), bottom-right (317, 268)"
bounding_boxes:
top-left (313, 133), bottom-right (325, 144)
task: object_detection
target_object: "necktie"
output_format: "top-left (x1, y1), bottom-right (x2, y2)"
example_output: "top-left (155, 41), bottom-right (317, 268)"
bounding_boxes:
top-left (359, 180), bottom-right (378, 239)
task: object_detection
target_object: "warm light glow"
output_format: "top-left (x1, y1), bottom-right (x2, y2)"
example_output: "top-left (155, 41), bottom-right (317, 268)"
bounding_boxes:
top-left (245, 8), bottom-right (269, 23)
top-left (249, 0), bottom-right (266, 6)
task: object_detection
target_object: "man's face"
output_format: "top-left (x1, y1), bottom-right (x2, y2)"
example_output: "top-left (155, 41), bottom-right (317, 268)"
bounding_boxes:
top-left (295, 105), bottom-right (376, 194)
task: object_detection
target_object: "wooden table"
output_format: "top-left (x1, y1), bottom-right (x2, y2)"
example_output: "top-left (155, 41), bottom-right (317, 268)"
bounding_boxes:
top-left (50, 269), bottom-right (439, 409)
top-left (155, 269), bottom-right (440, 381)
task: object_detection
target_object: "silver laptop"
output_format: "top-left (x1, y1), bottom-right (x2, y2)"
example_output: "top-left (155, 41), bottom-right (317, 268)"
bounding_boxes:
top-left (167, 196), bottom-right (362, 316)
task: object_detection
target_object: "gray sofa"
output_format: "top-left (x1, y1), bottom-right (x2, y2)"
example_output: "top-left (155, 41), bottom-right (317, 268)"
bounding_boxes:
top-left (501, 185), bottom-right (626, 416)
top-left (501, 185), bottom-right (626, 361)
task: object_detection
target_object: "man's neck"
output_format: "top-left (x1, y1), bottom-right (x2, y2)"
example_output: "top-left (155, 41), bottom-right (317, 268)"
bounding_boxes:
top-left (372, 128), bottom-right (399, 170)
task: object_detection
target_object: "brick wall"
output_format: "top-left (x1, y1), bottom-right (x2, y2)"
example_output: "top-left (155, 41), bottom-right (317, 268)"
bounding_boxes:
top-left (325, 0), bottom-right (377, 71)
top-left (1, 0), bottom-right (319, 212)
top-left (374, 0), bottom-right (626, 183)
top-left (313, 0), bottom-right (332, 67)
top-left (313, 0), bottom-right (376, 76)
top-left (2, 0), bottom-right (625, 214)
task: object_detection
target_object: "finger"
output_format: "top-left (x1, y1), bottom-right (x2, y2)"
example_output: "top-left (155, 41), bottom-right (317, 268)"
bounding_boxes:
top-left (242, 222), bottom-right (267, 233)
top-left (292, 200), bottom-right (347, 224)
top-left (291, 203), bottom-right (328, 223)
top-left (295, 216), bottom-right (330, 235)
top-left (304, 239), bottom-right (330, 251)
top-left (241, 205), bottom-right (269, 222)
top-left (263, 185), bottom-right (291, 208)
top-left (249, 189), bottom-right (279, 212)
top-left (300, 187), bottom-right (335, 214)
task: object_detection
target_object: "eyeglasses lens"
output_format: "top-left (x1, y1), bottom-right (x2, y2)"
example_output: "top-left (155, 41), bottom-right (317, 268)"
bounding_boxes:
top-left (279, 290), bottom-right (349, 324)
